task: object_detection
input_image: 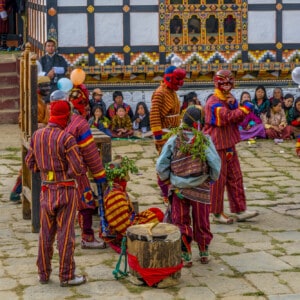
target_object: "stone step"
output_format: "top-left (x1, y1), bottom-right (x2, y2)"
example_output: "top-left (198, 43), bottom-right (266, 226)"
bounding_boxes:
top-left (0, 85), bottom-right (19, 98)
top-left (0, 60), bottom-right (17, 73)
top-left (0, 72), bottom-right (19, 86)
top-left (0, 96), bottom-right (20, 110)
top-left (0, 109), bottom-right (19, 124)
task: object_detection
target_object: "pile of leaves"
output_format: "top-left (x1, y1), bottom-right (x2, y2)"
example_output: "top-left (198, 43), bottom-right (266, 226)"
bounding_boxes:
top-left (105, 156), bottom-right (138, 185)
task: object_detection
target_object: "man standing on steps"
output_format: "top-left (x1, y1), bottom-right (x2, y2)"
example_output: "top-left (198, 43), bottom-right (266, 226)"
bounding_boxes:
top-left (39, 39), bottom-right (68, 93)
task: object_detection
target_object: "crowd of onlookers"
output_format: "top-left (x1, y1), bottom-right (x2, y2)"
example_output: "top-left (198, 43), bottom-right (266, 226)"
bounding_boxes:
top-left (89, 86), bottom-right (300, 143)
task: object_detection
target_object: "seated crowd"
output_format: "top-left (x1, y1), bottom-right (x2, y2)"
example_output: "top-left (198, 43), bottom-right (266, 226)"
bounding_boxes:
top-left (89, 86), bottom-right (300, 144)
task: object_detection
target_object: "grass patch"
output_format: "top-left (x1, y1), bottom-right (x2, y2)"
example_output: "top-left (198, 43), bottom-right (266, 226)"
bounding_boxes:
top-left (102, 258), bottom-right (116, 268)
top-left (226, 238), bottom-right (244, 247)
top-left (5, 147), bottom-right (21, 152)
top-left (243, 291), bottom-right (265, 296)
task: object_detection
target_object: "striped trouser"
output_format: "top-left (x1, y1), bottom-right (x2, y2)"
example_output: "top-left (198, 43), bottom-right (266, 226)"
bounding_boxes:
top-left (210, 146), bottom-right (246, 214)
top-left (37, 185), bottom-right (78, 282)
top-left (171, 193), bottom-right (212, 252)
top-left (77, 174), bottom-right (96, 241)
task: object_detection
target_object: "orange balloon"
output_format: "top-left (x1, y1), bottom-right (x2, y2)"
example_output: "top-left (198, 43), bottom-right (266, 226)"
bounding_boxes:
top-left (70, 69), bottom-right (86, 85)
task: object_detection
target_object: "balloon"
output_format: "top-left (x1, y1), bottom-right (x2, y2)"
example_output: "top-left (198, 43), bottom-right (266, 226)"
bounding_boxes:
top-left (171, 56), bottom-right (183, 67)
top-left (70, 69), bottom-right (86, 85)
top-left (57, 78), bottom-right (73, 93)
top-left (292, 67), bottom-right (300, 85)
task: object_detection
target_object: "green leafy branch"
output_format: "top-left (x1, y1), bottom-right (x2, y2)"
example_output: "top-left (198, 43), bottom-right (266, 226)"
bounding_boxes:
top-left (164, 125), bottom-right (210, 161)
top-left (105, 156), bottom-right (139, 185)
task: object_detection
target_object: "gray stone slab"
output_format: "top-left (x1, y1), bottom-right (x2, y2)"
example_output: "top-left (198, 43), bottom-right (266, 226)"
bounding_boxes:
top-left (0, 291), bottom-right (18, 300)
top-left (245, 273), bottom-right (292, 295)
top-left (200, 276), bottom-right (258, 297)
top-left (269, 231), bottom-right (300, 242)
top-left (178, 287), bottom-right (216, 300)
top-left (221, 251), bottom-right (292, 273)
top-left (23, 284), bottom-right (74, 300)
top-left (278, 272), bottom-right (300, 293)
top-left (269, 295), bottom-right (300, 300)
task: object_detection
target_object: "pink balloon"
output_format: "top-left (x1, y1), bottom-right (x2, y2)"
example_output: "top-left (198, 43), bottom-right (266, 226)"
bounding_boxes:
top-left (70, 69), bottom-right (86, 85)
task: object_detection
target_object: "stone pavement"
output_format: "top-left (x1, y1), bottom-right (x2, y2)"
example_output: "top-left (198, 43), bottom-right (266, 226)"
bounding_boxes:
top-left (0, 124), bottom-right (300, 300)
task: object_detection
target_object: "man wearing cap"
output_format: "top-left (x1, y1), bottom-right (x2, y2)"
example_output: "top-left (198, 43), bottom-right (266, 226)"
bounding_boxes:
top-left (25, 99), bottom-right (87, 287)
top-left (66, 84), bottom-right (107, 249)
top-left (89, 88), bottom-right (106, 114)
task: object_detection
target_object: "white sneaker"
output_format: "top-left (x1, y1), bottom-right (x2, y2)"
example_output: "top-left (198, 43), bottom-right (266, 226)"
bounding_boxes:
top-left (60, 275), bottom-right (87, 287)
top-left (212, 213), bottom-right (234, 224)
top-left (236, 210), bottom-right (259, 222)
top-left (81, 239), bottom-right (106, 249)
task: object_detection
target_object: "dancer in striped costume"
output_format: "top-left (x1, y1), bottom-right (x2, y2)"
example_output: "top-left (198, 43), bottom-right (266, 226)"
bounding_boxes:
top-left (67, 84), bottom-right (107, 249)
top-left (204, 70), bottom-right (259, 224)
top-left (150, 66), bottom-right (186, 154)
top-left (150, 66), bottom-right (186, 204)
top-left (25, 100), bottom-right (87, 286)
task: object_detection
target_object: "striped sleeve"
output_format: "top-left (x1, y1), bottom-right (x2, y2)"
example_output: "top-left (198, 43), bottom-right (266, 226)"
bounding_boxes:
top-left (67, 115), bottom-right (106, 183)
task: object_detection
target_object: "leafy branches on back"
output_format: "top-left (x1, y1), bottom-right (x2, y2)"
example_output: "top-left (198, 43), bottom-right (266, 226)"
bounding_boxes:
top-left (164, 125), bottom-right (210, 161)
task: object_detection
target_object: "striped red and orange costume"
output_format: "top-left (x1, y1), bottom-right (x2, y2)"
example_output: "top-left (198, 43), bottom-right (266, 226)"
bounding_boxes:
top-left (150, 82), bottom-right (181, 152)
top-left (66, 113), bottom-right (106, 242)
top-left (101, 182), bottom-right (163, 248)
top-left (25, 123), bottom-right (84, 283)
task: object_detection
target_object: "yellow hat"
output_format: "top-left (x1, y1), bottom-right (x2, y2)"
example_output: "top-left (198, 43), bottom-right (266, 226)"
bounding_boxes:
top-left (38, 76), bottom-right (50, 84)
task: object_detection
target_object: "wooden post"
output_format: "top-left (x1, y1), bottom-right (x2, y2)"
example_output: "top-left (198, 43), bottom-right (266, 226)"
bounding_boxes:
top-left (21, 43), bottom-right (40, 232)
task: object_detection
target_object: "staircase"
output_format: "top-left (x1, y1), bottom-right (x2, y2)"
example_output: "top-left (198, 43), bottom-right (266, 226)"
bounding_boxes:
top-left (0, 53), bottom-right (20, 124)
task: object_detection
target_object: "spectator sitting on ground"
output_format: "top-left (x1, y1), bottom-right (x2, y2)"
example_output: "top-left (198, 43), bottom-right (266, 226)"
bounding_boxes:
top-left (111, 106), bottom-right (134, 138)
top-left (106, 91), bottom-right (133, 121)
top-left (89, 88), bottom-right (106, 115)
top-left (269, 87), bottom-right (284, 104)
top-left (251, 85), bottom-right (270, 117)
top-left (282, 93), bottom-right (294, 125)
top-left (88, 105), bottom-right (112, 137)
top-left (238, 91), bottom-right (266, 141)
top-left (291, 97), bottom-right (300, 139)
top-left (132, 102), bottom-right (152, 138)
top-left (261, 99), bottom-right (293, 141)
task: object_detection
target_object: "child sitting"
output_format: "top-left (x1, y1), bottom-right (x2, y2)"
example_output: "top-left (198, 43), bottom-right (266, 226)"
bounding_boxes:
top-left (132, 102), bottom-right (152, 138)
top-left (238, 91), bottom-right (266, 141)
top-left (88, 105), bottom-right (112, 137)
top-left (110, 106), bottom-right (134, 138)
top-left (261, 99), bottom-right (293, 141)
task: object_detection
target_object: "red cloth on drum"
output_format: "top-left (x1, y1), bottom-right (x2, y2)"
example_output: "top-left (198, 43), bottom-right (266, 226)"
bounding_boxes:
top-left (127, 252), bottom-right (183, 287)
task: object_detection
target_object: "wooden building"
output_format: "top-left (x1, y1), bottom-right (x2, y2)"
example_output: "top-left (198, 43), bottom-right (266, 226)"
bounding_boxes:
top-left (25, 0), bottom-right (300, 89)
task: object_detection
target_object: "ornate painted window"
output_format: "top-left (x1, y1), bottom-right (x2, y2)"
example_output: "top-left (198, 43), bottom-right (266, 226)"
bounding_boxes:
top-left (161, 0), bottom-right (246, 52)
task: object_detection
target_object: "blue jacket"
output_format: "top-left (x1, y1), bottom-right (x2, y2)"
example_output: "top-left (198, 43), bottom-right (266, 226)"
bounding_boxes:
top-left (156, 131), bottom-right (221, 189)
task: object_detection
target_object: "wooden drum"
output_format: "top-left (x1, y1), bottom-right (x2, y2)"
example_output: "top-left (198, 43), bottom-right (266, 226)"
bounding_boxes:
top-left (126, 223), bottom-right (182, 288)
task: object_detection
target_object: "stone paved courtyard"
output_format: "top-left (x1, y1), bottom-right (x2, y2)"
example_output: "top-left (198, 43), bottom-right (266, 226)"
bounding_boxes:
top-left (0, 124), bottom-right (300, 300)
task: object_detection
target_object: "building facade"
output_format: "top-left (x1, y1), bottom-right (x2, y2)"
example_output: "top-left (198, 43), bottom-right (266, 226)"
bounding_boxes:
top-left (26, 0), bottom-right (300, 98)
